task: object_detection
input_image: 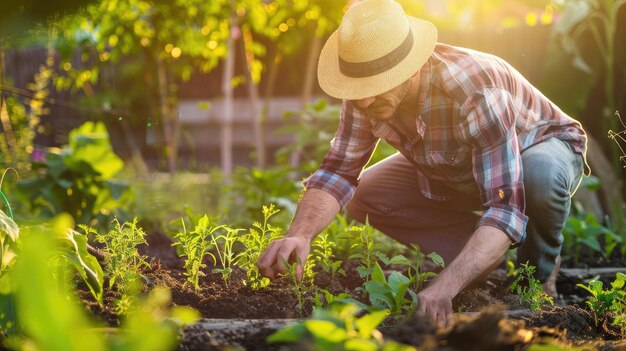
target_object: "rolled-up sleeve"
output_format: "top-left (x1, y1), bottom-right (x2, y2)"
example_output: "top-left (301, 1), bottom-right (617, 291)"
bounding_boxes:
top-left (459, 87), bottom-right (528, 246)
top-left (303, 101), bottom-right (378, 208)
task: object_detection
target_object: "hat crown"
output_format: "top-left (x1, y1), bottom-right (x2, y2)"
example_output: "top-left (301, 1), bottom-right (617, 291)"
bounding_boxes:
top-left (338, 0), bottom-right (410, 64)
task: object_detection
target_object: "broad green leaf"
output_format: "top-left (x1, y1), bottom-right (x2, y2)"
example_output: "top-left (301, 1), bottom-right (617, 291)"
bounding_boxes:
top-left (267, 323), bottom-right (308, 344)
top-left (344, 338), bottom-right (378, 351)
top-left (17, 216), bottom-right (106, 351)
top-left (0, 209), bottom-right (18, 242)
top-left (388, 255), bottom-right (413, 266)
top-left (304, 320), bottom-right (348, 343)
top-left (371, 262), bottom-right (386, 284)
top-left (57, 229), bottom-right (104, 302)
top-left (355, 309), bottom-right (389, 338)
top-left (427, 252), bottom-right (445, 267)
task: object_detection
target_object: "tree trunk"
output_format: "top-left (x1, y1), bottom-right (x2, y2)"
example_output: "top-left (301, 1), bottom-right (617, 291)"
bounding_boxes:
top-left (241, 26), bottom-right (264, 168)
top-left (156, 56), bottom-right (177, 173)
top-left (291, 29), bottom-right (322, 169)
top-left (221, 2), bottom-right (237, 177)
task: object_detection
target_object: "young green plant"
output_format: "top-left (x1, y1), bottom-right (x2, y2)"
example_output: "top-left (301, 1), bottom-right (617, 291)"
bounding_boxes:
top-left (576, 272), bottom-right (626, 331)
top-left (508, 262), bottom-right (554, 311)
top-left (282, 257), bottom-right (310, 318)
top-left (348, 221), bottom-right (378, 280)
top-left (172, 215), bottom-right (226, 290)
top-left (268, 302), bottom-right (415, 351)
top-left (208, 226), bottom-right (242, 287)
top-left (363, 262), bottom-right (418, 316)
top-left (237, 204), bottom-right (282, 289)
top-left (312, 232), bottom-right (345, 279)
top-left (95, 218), bottom-right (149, 293)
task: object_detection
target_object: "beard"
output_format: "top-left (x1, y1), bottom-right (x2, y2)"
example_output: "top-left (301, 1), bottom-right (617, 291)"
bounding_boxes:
top-left (366, 99), bottom-right (398, 121)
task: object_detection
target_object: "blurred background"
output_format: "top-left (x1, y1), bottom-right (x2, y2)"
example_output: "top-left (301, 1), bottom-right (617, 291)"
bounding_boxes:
top-left (0, 0), bottom-right (625, 234)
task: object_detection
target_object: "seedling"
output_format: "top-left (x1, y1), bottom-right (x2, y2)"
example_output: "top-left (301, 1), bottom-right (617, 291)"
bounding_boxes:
top-left (577, 272), bottom-right (626, 331)
top-left (348, 221), bottom-right (378, 280)
top-left (563, 213), bottom-right (622, 264)
top-left (95, 218), bottom-right (149, 293)
top-left (282, 257), bottom-right (310, 318)
top-left (313, 289), bottom-right (362, 309)
top-left (208, 227), bottom-right (242, 287)
top-left (312, 232), bottom-right (345, 279)
top-left (268, 302), bottom-right (415, 350)
top-left (508, 262), bottom-right (554, 311)
top-left (379, 244), bottom-right (445, 292)
top-left (237, 204), bottom-right (282, 289)
top-left (363, 262), bottom-right (418, 315)
top-left (173, 215), bottom-right (226, 290)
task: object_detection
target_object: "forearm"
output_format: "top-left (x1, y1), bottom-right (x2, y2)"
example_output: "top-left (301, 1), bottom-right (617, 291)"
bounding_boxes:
top-left (429, 225), bottom-right (512, 295)
top-left (285, 188), bottom-right (341, 241)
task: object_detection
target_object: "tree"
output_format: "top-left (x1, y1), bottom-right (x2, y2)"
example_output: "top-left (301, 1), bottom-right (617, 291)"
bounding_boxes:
top-left (54, 0), bottom-right (232, 173)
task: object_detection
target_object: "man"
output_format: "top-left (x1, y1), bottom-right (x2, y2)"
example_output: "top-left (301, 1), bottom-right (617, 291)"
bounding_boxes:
top-left (257, 0), bottom-right (588, 327)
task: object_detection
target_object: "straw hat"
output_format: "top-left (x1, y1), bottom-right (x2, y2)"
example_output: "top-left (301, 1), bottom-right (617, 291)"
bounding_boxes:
top-left (317, 0), bottom-right (437, 100)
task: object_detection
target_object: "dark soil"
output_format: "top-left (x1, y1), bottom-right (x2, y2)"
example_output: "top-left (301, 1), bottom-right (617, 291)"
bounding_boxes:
top-left (75, 231), bottom-right (625, 351)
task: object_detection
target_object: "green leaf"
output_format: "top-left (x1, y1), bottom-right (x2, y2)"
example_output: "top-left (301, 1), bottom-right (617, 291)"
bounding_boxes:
top-left (388, 255), bottom-right (412, 266)
top-left (0, 292), bottom-right (18, 336)
top-left (57, 229), bottom-right (104, 302)
top-left (355, 309), bottom-right (389, 338)
top-left (344, 338), bottom-right (378, 351)
top-left (371, 262), bottom-right (385, 284)
top-left (304, 320), bottom-right (348, 343)
top-left (104, 179), bottom-right (130, 200)
top-left (267, 323), bottom-right (308, 344)
top-left (426, 252), bottom-right (445, 267)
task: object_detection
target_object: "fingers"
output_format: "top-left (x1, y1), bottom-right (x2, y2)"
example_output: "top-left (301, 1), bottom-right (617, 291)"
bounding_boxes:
top-left (257, 241), bottom-right (282, 279)
top-left (417, 292), bottom-right (454, 328)
top-left (257, 237), bottom-right (310, 281)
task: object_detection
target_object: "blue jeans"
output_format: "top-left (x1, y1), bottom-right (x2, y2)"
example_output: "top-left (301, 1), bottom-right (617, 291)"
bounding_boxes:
top-left (346, 138), bottom-right (584, 282)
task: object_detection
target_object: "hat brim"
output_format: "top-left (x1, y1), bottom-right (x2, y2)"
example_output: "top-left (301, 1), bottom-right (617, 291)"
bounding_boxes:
top-left (317, 17), bottom-right (437, 101)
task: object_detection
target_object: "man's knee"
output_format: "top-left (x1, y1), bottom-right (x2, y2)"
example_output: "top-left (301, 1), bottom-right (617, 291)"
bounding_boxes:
top-left (524, 161), bottom-right (570, 210)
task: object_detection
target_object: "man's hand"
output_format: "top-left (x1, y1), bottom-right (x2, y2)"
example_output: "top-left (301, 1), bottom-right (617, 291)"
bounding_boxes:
top-left (416, 225), bottom-right (512, 328)
top-left (417, 284), bottom-right (455, 328)
top-left (256, 188), bottom-right (341, 282)
top-left (257, 236), bottom-right (311, 281)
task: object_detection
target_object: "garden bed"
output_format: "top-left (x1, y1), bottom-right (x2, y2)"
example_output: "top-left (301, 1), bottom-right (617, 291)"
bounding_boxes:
top-left (78, 230), bottom-right (626, 351)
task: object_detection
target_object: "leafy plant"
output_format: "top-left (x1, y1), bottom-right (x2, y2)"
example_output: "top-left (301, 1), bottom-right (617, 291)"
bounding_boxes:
top-left (283, 257), bottom-right (309, 319)
top-left (7, 215), bottom-right (198, 351)
top-left (348, 221), bottom-right (379, 281)
top-left (576, 272), bottom-right (626, 331)
top-left (268, 302), bottom-right (415, 351)
top-left (15, 121), bottom-right (133, 230)
top-left (563, 212), bottom-right (622, 264)
top-left (208, 226), bottom-right (242, 287)
top-left (225, 166), bottom-right (300, 226)
top-left (57, 226), bottom-right (105, 303)
top-left (0, 210), bottom-right (18, 275)
top-left (363, 262), bottom-right (418, 316)
top-left (406, 245), bottom-right (444, 291)
top-left (509, 262), bottom-right (554, 311)
top-left (312, 232), bottom-right (345, 279)
top-left (313, 289), bottom-right (362, 310)
top-left (95, 218), bottom-right (149, 293)
top-left (237, 204), bottom-right (282, 290)
top-left (172, 215), bottom-right (225, 290)
top-left (378, 246), bottom-right (445, 293)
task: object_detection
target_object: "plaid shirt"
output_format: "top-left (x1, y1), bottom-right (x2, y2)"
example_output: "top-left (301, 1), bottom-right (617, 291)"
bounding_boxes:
top-left (305, 43), bottom-right (589, 246)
